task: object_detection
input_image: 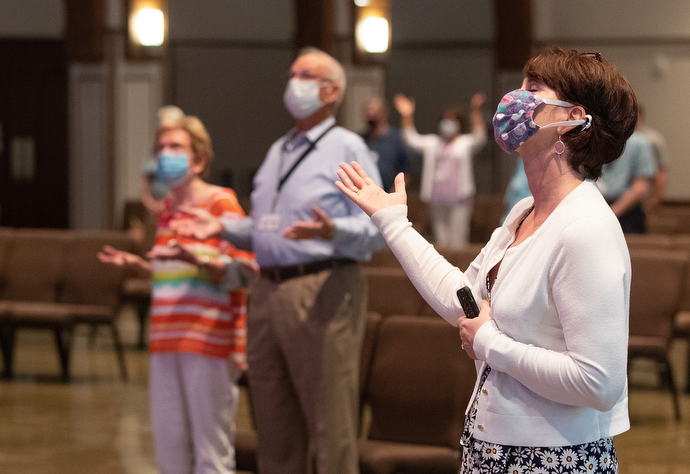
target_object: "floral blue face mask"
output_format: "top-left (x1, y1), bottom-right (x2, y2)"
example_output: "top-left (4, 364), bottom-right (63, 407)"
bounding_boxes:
top-left (156, 151), bottom-right (190, 188)
top-left (493, 89), bottom-right (592, 153)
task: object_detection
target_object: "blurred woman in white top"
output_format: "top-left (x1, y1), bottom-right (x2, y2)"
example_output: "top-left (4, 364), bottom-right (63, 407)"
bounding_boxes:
top-left (394, 92), bottom-right (487, 248)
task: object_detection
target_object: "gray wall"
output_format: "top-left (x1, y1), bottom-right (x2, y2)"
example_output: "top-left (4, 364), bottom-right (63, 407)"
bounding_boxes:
top-left (533, 0), bottom-right (690, 199)
top-left (168, 0), bottom-right (295, 197)
top-left (0, 0), bottom-right (63, 38)
top-left (171, 44), bottom-right (295, 197)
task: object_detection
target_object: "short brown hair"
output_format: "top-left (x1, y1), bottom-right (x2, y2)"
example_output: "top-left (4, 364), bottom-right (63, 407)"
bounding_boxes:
top-left (523, 47), bottom-right (638, 179)
top-left (155, 106), bottom-right (214, 178)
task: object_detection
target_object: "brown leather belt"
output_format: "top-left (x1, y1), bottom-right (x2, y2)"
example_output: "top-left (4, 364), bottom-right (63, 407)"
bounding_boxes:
top-left (260, 258), bottom-right (357, 283)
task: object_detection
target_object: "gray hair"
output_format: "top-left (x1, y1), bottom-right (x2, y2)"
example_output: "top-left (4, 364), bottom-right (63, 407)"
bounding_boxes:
top-left (297, 47), bottom-right (347, 108)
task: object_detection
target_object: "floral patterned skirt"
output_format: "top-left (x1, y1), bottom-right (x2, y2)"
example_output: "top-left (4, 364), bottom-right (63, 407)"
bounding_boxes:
top-left (460, 367), bottom-right (619, 474)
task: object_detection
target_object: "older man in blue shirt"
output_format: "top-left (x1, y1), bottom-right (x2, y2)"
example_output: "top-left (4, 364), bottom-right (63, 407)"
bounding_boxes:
top-left (172, 47), bottom-right (384, 474)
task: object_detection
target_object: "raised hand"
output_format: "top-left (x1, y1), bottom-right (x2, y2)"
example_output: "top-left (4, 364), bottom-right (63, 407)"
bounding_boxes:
top-left (470, 92), bottom-right (486, 110)
top-left (169, 205), bottom-right (223, 240)
top-left (336, 161), bottom-right (407, 217)
top-left (393, 93), bottom-right (415, 118)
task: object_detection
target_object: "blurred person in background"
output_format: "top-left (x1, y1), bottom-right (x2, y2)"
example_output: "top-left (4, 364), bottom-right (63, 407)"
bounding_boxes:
top-left (360, 96), bottom-right (410, 192)
top-left (597, 121), bottom-right (656, 233)
top-left (501, 158), bottom-right (531, 223)
top-left (636, 105), bottom-right (668, 209)
top-left (98, 106), bottom-right (257, 474)
top-left (394, 92), bottom-right (487, 248)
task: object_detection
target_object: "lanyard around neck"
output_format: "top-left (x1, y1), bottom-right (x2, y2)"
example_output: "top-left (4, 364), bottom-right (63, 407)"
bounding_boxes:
top-left (277, 124), bottom-right (336, 193)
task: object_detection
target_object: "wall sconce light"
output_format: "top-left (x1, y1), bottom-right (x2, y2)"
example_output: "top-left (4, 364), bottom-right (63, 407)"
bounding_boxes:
top-left (132, 8), bottom-right (164, 46)
top-left (353, 0), bottom-right (391, 64)
top-left (127, 0), bottom-right (167, 60)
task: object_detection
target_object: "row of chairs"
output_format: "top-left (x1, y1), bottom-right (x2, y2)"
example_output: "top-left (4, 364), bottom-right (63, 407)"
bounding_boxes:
top-left (363, 244), bottom-right (484, 318)
top-left (0, 228), bottom-right (133, 381)
top-left (236, 312), bottom-right (477, 474)
top-left (626, 234), bottom-right (690, 396)
top-left (364, 239), bottom-right (690, 421)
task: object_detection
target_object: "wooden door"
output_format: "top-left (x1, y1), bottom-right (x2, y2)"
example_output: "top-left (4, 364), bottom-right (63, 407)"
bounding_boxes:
top-left (0, 39), bottom-right (69, 228)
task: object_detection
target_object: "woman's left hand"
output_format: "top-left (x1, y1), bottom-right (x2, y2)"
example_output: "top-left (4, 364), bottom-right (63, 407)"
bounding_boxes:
top-left (458, 300), bottom-right (493, 359)
top-left (336, 161), bottom-right (407, 217)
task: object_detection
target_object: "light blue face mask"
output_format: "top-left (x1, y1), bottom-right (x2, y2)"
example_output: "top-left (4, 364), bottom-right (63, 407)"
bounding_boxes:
top-left (142, 158), bottom-right (170, 200)
top-left (156, 151), bottom-right (190, 188)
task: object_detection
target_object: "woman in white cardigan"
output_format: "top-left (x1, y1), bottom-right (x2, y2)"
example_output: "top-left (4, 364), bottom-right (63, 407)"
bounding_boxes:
top-left (337, 48), bottom-right (637, 474)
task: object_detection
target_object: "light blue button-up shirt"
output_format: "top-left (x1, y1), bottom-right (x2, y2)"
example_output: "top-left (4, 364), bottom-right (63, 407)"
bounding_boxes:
top-left (597, 130), bottom-right (657, 202)
top-left (221, 116), bottom-right (386, 267)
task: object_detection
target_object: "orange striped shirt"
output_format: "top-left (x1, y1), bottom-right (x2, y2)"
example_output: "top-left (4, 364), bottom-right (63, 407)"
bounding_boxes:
top-left (149, 188), bottom-right (253, 368)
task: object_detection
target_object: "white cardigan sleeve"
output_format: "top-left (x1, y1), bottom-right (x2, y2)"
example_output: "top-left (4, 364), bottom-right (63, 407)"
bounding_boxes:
top-left (472, 216), bottom-right (629, 411)
top-left (371, 205), bottom-right (485, 325)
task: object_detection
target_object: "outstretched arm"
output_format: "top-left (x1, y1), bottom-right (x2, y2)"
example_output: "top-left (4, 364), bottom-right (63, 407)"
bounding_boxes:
top-left (170, 205), bottom-right (253, 251)
top-left (169, 206), bottom-right (223, 240)
top-left (98, 245), bottom-right (152, 277)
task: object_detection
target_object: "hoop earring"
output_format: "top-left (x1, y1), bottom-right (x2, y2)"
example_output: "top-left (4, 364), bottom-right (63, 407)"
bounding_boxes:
top-left (554, 135), bottom-right (565, 155)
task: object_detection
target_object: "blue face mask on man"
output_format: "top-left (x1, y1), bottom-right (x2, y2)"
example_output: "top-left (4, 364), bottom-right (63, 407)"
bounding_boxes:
top-left (156, 150), bottom-right (190, 188)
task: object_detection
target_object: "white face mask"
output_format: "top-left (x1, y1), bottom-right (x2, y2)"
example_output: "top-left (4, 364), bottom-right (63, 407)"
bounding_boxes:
top-left (283, 79), bottom-right (323, 119)
top-left (438, 119), bottom-right (460, 140)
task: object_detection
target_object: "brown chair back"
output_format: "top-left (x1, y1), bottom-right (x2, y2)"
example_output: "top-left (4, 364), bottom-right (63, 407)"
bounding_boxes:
top-left (363, 248), bottom-right (401, 268)
top-left (60, 231), bottom-right (133, 307)
top-left (628, 247), bottom-right (688, 349)
top-left (364, 315), bottom-right (475, 448)
top-left (359, 311), bottom-right (382, 405)
top-left (436, 243), bottom-right (484, 273)
top-left (0, 228), bottom-right (17, 295)
top-left (2, 229), bottom-right (70, 302)
top-left (625, 233), bottom-right (674, 250)
top-left (364, 267), bottom-right (425, 317)
top-left (628, 246), bottom-right (688, 420)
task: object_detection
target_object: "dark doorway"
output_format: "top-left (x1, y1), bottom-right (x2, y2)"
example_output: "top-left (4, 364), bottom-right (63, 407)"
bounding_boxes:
top-left (0, 39), bottom-right (69, 228)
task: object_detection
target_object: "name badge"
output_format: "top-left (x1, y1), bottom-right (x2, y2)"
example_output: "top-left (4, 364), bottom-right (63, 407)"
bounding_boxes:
top-left (258, 213), bottom-right (281, 231)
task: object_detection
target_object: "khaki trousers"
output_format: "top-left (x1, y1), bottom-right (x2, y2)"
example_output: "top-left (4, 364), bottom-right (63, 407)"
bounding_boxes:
top-left (247, 264), bottom-right (367, 474)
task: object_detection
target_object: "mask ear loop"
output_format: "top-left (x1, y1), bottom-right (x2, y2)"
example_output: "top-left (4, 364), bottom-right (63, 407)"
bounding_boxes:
top-left (581, 114), bottom-right (592, 130)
